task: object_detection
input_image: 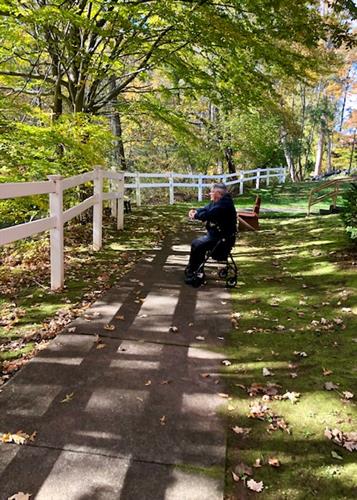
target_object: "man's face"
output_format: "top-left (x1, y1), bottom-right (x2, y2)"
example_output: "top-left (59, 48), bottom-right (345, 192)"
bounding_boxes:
top-left (210, 188), bottom-right (223, 202)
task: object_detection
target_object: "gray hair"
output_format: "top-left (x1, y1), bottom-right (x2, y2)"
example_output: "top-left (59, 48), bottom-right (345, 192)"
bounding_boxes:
top-left (212, 182), bottom-right (227, 193)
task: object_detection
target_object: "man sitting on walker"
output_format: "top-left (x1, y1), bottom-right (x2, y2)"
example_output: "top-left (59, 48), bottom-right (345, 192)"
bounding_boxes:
top-left (185, 183), bottom-right (237, 286)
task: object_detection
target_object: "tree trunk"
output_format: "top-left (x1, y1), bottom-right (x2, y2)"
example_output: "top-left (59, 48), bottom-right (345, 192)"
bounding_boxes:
top-left (281, 131), bottom-right (296, 181)
top-left (224, 146), bottom-right (236, 174)
top-left (348, 130), bottom-right (356, 174)
top-left (326, 134), bottom-right (332, 172)
top-left (314, 130), bottom-right (324, 177)
top-left (110, 77), bottom-right (127, 170)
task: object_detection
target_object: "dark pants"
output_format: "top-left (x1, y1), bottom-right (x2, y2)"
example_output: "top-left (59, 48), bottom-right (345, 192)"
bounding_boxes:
top-left (187, 234), bottom-right (218, 274)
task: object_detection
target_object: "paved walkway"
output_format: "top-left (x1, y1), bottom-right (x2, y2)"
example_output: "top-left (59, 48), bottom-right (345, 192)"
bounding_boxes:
top-left (0, 228), bottom-right (232, 500)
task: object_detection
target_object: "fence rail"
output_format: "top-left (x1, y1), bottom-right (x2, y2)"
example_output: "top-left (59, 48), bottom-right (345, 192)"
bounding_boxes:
top-left (0, 168), bottom-right (124, 290)
top-left (123, 167), bottom-right (286, 205)
top-left (0, 166), bottom-right (286, 290)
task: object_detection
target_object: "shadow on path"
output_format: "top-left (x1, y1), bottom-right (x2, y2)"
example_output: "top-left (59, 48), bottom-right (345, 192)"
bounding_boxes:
top-left (0, 230), bottom-right (232, 499)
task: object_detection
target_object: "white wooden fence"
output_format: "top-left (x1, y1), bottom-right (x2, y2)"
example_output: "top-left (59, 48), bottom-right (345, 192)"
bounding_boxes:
top-left (124, 167), bottom-right (286, 206)
top-left (0, 168), bottom-right (124, 291)
top-left (0, 166), bottom-right (286, 291)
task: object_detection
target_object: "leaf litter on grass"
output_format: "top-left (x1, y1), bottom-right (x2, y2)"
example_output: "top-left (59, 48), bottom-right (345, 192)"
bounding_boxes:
top-left (225, 202), bottom-right (357, 499)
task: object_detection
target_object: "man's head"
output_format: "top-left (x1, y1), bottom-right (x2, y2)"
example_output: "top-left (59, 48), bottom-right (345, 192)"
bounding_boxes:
top-left (210, 183), bottom-right (227, 202)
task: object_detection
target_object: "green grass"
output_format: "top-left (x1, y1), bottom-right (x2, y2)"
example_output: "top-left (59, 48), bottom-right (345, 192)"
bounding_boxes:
top-left (225, 211), bottom-right (357, 499)
top-left (0, 181), bottom-right (355, 498)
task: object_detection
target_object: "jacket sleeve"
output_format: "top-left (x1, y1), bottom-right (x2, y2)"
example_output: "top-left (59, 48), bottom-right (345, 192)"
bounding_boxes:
top-left (195, 203), bottom-right (224, 223)
top-left (194, 204), bottom-right (210, 221)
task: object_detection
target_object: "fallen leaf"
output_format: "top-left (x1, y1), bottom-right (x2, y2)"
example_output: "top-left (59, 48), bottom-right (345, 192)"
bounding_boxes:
top-left (247, 479), bottom-right (264, 492)
top-left (218, 393), bottom-right (229, 398)
top-left (290, 372), bottom-right (298, 378)
top-left (342, 391), bottom-right (354, 400)
top-left (115, 315), bottom-right (125, 320)
top-left (331, 450), bottom-right (343, 460)
top-left (1, 431), bottom-right (35, 445)
top-left (60, 392), bottom-right (74, 403)
top-left (160, 379), bottom-right (171, 385)
top-left (104, 324), bottom-right (115, 331)
top-left (68, 327), bottom-right (76, 333)
top-left (222, 360), bottom-right (232, 366)
top-left (253, 458), bottom-right (262, 468)
top-left (145, 380), bottom-right (151, 386)
top-left (262, 367), bottom-right (273, 377)
top-left (323, 368), bottom-right (333, 376)
top-left (169, 326), bottom-right (178, 333)
top-left (325, 428), bottom-right (357, 452)
top-left (232, 471), bottom-right (240, 482)
top-left (96, 342), bottom-right (106, 349)
top-left (282, 391), bottom-right (300, 404)
top-left (324, 382), bottom-right (339, 391)
top-left (8, 493), bottom-right (32, 500)
top-left (268, 457), bottom-right (281, 467)
top-left (294, 351), bottom-right (308, 357)
top-left (195, 336), bottom-right (205, 341)
top-left (232, 426), bottom-right (251, 437)
top-left (188, 322), bottom-right (194, 327)
top-left (160, 415), bottom-right (166, 426)
top-left (234, 462), bottom-right (252, 477)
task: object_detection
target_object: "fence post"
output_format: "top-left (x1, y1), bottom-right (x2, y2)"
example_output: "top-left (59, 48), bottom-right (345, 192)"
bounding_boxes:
top-left (281, 167), bottom-right (286, 183)
top-left (110, 166), bottom-right (117, 217)
top-left (48, 174), bottom-right (64, 291)
top-left (135, 172), bottom-right (141, 207)
top-left (239, 172), bottom-right (244, 195)
top-left (93, 167), bottom-right (103, 251)
top-left (255, 168), bottom-right (261, 189)
top-left (198, 175), bottom-right (203, 201)
top-left (116, 172), bottom-right (124, 230)
top-left (169, 172), bottom-right (174, 204)
top-left (266, 168), bottom-right (270, 186)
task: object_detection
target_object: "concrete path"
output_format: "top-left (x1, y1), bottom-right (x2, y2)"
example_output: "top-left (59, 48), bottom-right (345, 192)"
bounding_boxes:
top-left (0, 228), bottom-right (232, 500)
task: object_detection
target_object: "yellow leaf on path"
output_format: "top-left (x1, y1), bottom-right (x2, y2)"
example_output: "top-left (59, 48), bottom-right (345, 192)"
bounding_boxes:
top-left (96, 343), bottom-right (106, 349)
top-left (169, 326), bottom-right (178, 333)
top-left (160, 416), bottom-right (166, 426)
top-left (8, 493), bottom-right (32, 500)
top-left (60, 392), bottom-right (74, 403)
top-left (217, 393), bottom-right (229, 398)
top-left (115, 315), bottom-right (125, 320)
top-left (145, 380), bottom-right (152, 386)
top-left (104, 324), bottom-right (115, 331)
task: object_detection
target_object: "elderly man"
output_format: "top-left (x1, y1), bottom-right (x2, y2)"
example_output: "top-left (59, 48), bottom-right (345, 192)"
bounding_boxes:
top-left (185, 183), bottom-right (237, 285)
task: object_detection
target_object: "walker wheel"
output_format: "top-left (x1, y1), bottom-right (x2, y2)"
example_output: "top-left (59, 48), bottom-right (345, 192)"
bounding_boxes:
top-left (218, 268), bottom-right (228, 279)
top-left (226, 277), bottom-right (237, 288)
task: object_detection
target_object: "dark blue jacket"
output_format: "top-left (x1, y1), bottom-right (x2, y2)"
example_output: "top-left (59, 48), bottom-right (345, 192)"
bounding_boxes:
top-left (194, 193), bottom-right (237, 239)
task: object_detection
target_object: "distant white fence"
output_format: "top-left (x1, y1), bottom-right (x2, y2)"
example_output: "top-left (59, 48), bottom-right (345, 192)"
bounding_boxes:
top-left (124, 167), bottom-right (286, 206)
top-left (0, 168), bottom-right (124, 290)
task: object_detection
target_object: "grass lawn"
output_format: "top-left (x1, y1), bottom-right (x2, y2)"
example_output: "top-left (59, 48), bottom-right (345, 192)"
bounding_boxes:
top-left (225, 209), bottom-right (356, 499)
top-left (0, 181), bottom-right (355, 499)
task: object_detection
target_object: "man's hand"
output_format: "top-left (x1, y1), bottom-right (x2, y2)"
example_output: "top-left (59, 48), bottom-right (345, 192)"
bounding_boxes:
top-left (188, 209), bottom-right (197, 220)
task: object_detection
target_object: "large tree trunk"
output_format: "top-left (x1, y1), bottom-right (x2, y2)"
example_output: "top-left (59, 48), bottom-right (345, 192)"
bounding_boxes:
top-left (314, 130), bottom-right (324, 177)
top-left (110, 78), bottom-right (127, 170)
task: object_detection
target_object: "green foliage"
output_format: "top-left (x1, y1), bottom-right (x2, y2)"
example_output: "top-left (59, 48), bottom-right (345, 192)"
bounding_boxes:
top-left (0, 111), bottom-right (113, 224)
top-left (341, 183), bottom-right (357, 241)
